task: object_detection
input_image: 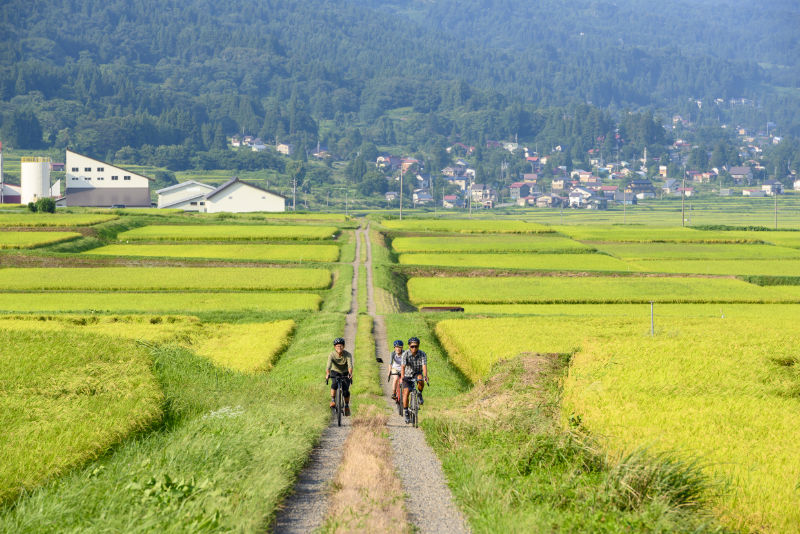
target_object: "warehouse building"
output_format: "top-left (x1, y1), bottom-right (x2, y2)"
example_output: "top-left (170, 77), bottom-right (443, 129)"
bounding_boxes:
top-left (64, 150), bottom-right (152, 207)
top-left (157, 177), bottom-right (285, 213)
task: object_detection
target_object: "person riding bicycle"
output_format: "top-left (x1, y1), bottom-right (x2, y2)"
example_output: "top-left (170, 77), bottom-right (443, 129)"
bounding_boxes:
top-left (326, 337), bottom-right (353, 416)
top-left (387, 340), bottom-right (403, 401)
top-left (400, 336), bottom-right (428, 423)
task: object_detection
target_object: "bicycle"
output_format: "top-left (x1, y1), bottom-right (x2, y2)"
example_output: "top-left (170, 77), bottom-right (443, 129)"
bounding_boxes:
top-left (326, 373), bottom-right (350, 427)
top-left (406, 377), bottom-right (427, 428)
top-left (388, 370), bottom-right (403, 415)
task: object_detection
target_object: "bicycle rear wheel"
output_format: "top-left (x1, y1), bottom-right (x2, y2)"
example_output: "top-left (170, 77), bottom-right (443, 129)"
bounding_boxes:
top-left (410, 392), bottom-right (418, 428)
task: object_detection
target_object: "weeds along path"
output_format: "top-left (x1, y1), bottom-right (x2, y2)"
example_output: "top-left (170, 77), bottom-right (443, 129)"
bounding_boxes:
top-left (365, 225), bottom-right (471, 534)
top-left (272, 227), bottom-right (362, 534)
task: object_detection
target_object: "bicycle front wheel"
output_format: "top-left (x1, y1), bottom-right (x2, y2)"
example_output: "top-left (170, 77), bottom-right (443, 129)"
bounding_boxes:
top-left (336, 386), bottom-right (343, 427)
top-left (410, 393), bottom-right (418, 428)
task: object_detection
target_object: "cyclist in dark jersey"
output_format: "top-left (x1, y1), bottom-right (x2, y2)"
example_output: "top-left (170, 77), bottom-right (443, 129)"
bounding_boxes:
top-left (326, 337), bottom-right (353, 416)
top-left (387, 340), bottom-right (403, 400)
top-left (400, 336), bottom-right (428, 423)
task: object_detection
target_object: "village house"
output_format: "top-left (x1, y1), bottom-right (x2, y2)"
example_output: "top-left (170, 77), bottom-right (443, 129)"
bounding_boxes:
top-left (728, 166), bottom-right (753, 185)
top-left (662, 179), bottom-right (679, 195)
top-left (599, 185), bottom-right (618, 198)
top-left (412, 189), bottom-right (434, 205)
top-left (742, 188), bottom-right (766, 197)
top-left (678, 187), bottom-right (694, 197)
top-left (794, 178), bottom-right (800, 191)
top-left (442, 194), bottom-right (460, 209)
top-left (551, 178), bottom-right (565, 191)
top-left (275, 142), bottom-right (294, 156)
top-left (761, 180), bottom-right (783, 196)
top-left (385, 191), bottom-right (399, 202)
top-left (377, 154), bottom-right (401, 171)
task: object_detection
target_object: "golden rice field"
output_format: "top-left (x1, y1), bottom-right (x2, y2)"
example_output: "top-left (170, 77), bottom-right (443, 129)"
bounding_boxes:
top-left (0, 214), bottom-right (118, 227)
top-left (409, 275), bottom-right (800, 304)
top-left (117, 224), bottom-right (338, 241)
top-left (0, 267), bottom-right (331, 291)
top-left (84, 243), bottom-right (340, 262)
top-left (595, 242), bottom-right (800, 260)
top-left (435, 310), bottom-right (800, 532)
top-left (0, 231), bottom-right (82, 249)
top-left (381, 218), bottom-right (551, 234)
top-left (0, 292), bottom-right (321, 312)
top-left (553, 225), bottom-right (764, 243)
top-left (631, 258), bottom-right (800, 276)
top-left (398, 252), bottom-right (632, 271)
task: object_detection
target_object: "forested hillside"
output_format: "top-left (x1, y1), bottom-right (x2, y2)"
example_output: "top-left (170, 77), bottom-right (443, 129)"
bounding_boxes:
top-left (0, 0), bottom-right (798, 165)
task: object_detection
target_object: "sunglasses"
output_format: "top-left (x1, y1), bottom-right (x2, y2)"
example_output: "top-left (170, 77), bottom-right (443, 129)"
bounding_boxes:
top-left (409, 345), bottom-right (419, 348)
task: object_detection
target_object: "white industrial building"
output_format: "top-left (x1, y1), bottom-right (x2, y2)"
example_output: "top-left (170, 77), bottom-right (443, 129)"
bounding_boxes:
top-left (157, 177), bottom-right (285, 213)
top-left (64, 150), bottom-right (152, 207)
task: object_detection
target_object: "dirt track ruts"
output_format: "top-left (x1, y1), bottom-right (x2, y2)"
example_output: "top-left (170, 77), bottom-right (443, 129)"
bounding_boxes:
top-left (365, 225), bottom-right (471, 534)
top-left (272, 228), bottom-right (362, 534)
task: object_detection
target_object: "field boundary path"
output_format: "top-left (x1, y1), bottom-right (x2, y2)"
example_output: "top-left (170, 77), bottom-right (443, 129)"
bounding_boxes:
top-left (272, 227), bottom-right (362, 534)
top-left (365, 225), bottom-right (471, 534)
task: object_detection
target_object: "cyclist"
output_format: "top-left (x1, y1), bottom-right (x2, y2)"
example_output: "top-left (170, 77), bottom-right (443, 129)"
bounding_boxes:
top-left (387, 340), bottom-right (404, 400)
top-left (400, 336), bottom-right (428, 423)
top-left (326, 337), bottom-right (353, 416)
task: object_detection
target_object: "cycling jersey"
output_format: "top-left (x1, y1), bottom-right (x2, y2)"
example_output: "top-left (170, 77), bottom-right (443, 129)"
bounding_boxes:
top-left (327, 349), bottom-right (353, 375)
top-left (401, 349), bottom-right (427, 378)
top-left (390, 350), bottom-right (403, 371)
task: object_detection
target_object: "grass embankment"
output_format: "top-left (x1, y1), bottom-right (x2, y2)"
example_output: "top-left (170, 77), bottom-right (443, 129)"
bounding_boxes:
top-left (0, 267), bottom-right (331, 291)
top-left (85, 244), bottom-right (340, 263)
top-left (386, 313), bottom-right (722, 532)
top-left (0, 292), bottom-right (320, 313)
top-left (0, 312), bottom-right (344, 532)
top-left (0, 329), bottom-right (163, 504)
top-left (116, 225), bottom-right (339, 241)
top-left (369, 228), bottom-right (412, 313)
top-left (0, 232), bottom-right (82, 249)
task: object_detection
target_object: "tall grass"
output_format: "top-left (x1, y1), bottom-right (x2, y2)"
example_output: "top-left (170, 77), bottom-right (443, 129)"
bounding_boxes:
top-left (0, 329), bottom-right (163, 504)
top-left (0, 312), bottom-right (344, 532)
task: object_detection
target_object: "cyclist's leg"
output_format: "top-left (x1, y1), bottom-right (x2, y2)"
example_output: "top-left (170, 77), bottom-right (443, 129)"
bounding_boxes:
top-left (329, 371), bottom-right (339, 407)
top-left (402, 377), bottom-right (411, 408)
top-left (416, 373), bottom-right (425, 391)
top-left (342, 377), bottom-right (351, 405)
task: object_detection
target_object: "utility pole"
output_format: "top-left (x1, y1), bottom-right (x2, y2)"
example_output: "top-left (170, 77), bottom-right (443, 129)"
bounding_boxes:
top-left (468, 172), bottom-right (473, 218)
top-left (292, 176), bottom-right (297, 211)
top-left (399, 167), bottom-right (404, 220)
top-left (681, 165), bottom-right (686, 227)
top-left (623, 188), bottom-right (627, 224)
top-left (775, 188), bottom-right (778, 230)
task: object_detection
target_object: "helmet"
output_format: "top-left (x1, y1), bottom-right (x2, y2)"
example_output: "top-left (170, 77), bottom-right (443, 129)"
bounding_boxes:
top-left (408, 337), bottom-right (420, 346)
top-left (393, 340), bottom-right (404, 347)
top-left (333, 337), bottom-right (345, 346)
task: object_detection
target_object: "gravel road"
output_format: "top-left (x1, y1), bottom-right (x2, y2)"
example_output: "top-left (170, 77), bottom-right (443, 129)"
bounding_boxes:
top-left (365, 226), bottom-right (471, 534)
top-left (272, 228), bottom-right (362, 534)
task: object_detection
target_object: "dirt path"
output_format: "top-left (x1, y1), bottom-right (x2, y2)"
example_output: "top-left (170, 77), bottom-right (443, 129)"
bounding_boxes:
top-left (272, 228), bottom-right (362, 534)
top-left (365, 226), bottom-right (471, 534)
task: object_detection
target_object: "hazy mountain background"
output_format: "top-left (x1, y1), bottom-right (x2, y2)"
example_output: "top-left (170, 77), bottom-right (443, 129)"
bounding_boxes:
top-left (0, 0), bottom-right (797, 163)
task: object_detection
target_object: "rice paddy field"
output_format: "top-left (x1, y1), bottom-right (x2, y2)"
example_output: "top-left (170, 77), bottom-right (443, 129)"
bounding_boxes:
top-left (398, 252), bottom-right (633, 271)
top-left (433, 309), bottom-right (800, 531)
top-left (0, 231), bottom-right (82, 249)
top-left (0, 267), bottom-right (331, 291)
top-left (381, 219), bottom-right (551, 234)
top-left (391, 235), bottom-right (592, 253)
top-left (0, 292), bottom-right (321, 312)
top-left (0, 214), bottom-right (118, 227)
top-left (117, 224), bottom-right (338, 241)
top-left (84, 244), bottom-right (340, 262)
top-left (594, 242), bottom-right (800, 260)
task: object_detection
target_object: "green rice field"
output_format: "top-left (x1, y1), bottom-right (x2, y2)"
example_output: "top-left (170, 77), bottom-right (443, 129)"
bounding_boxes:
top-left (0, 267), bottom-right (331, 291)
top-left (0, 231), bottom-right (82, 249)
top-left (0, 292), bottom-right (321, 312)
top-left (0, 214), bottom-right (118, 227)
top-left (117, 225), bottom-right (338, 241)
top-left (391, 235), bottom-right (591, 253)
top-left (553, 225), bottom-right (764, 243)
top-left (409, 275), bottom-right (800, 304)
top-left (596, 242), bottom-right (800, 260)
top-left (85, 244), bottom-right (340, 262)
top-left (381, 219), bottom-right (551, 234)
top-left (398, 252), bottom-right (633, 271)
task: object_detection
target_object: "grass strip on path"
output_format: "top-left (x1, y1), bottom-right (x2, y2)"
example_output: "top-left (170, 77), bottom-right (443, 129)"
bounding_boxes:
top-left (85, 244), bottom-right (340, 262)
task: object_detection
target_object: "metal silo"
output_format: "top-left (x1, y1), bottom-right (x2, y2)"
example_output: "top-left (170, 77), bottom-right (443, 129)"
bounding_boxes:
top-left (21, 156), bottom-right (51, 204)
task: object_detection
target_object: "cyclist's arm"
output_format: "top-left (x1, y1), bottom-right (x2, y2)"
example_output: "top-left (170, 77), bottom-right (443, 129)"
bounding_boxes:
top-left (325, 353), bottom-right (332, 378)
top-left (423, 364), bottom-right (428, 381)
top-left (347, 352), bottom-right (354, 377)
